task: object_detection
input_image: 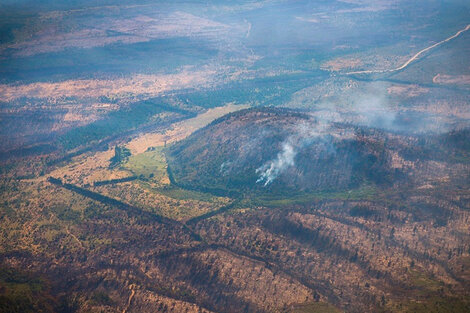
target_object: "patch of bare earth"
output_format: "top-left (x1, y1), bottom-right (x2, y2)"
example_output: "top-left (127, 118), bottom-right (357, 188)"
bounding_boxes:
top-left (321, 58), bottom-right (363, 71)
top-left (433, 73), bottom-right (470, 87)
top-left (387, 84), bottom-right (429, 97)
top-left (48, 147), bottom-right (130, 186)
top-left (0, 70), bottom-right (218, 102)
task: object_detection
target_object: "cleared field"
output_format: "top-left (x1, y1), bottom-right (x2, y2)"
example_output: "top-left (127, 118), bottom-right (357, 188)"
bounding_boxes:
top-left (48, 147), bottom-right (130, 186)
top-left (45, 104), bottom-right (243, 221)
top-left (92, 180), bottom-right (230, 221)
top-left (123, 147), bottom-right (169, 184)
top-left (0, 71), bottom-right (217, 102)
top-left (127, 103), bottom-right (249, 154)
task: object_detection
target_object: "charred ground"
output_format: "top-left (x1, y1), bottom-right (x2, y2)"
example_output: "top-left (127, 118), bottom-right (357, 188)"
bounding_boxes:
top-left (1, 1), bottom-right (470, 312)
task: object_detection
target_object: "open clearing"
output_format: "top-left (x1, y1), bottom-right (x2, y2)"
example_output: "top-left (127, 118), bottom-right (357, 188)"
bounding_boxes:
top-left (127, 103), bottom-right (249, 154)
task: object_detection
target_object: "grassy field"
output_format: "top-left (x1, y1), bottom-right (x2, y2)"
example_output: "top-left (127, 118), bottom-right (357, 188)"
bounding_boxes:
top-left (99, 147), bottom-right (231, 221)
top-left (247, 185), bottom-right (378, 208)
top-left (126, 103), bottom-right (250, 154)
top-left (389, 296), bottom-right (470, 313)
top-left (123, 147), bottom-right (169, 184)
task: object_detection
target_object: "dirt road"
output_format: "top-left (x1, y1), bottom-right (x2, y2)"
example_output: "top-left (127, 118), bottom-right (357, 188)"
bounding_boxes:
top-left (346, 24), bottom-right (470, 75)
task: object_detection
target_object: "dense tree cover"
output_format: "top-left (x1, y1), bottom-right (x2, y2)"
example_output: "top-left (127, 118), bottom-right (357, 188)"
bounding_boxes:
top-left (109, 146), bottom-right (131, 169)
top-left (167, 108), bottom-right (402, 198)
top-left (58, 100), bottom-right (192, 151)
top-left (177, 72), bottom-right (326, 109)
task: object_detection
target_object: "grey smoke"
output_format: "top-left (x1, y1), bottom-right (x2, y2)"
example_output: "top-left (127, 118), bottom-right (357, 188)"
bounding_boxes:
top-left (255, 79), bottom-right (453, 186)
top-left (349, 88), bottom-right (397, 130)
top-left (256, 121), bottom-right (336, 186)
top-left (220, 161), bottom-right (233, 176)
top-left (255, 83), bottom-right (394, 186)
top-left (256, 141), bottom-right (296, 186)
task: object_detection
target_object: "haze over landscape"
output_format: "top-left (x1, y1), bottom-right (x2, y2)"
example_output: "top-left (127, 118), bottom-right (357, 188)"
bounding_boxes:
top-left (0, 1), bottom-right (469, 312)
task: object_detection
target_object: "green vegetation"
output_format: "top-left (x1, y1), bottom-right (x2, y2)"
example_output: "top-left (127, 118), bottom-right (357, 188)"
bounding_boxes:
top-left (122, 147), bottom-right (230, 217)
top-left (123, 147), bottom-right (167, 182)
top-left (0, 268), bottom-right (56, 313)
top-left (48, 205), bottom-right (81, 223)
top-left (58, 100), bottom-right (185, 150)
top-left (1, 2), bottom-right (470, 313)
top-left (178, 72), bottom-right (326, 109)
top-left (109, 145), bottom-right (131, 169)
top-left (146, 183), bottom-right (222, 203)
top-left (392, 296), bottom-right (470, 313)
top-left (166, 108), bottom-right (392, 201)
top-left (0, 36), bottom-right (217, 84)
top-left (248, 185), bottom-right (378, 207)
top-left (383, 270), bottom-right (470, 313)
top-left (407, 269), bottom-right (444, 295)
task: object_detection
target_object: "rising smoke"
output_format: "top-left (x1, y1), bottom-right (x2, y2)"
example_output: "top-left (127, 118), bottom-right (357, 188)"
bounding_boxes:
top-left (256, 141), bottom-right (296, 186)
top-left (256, 82), bottom-right (421, 186)
top-left (255, 120), bottom-right (337, 185)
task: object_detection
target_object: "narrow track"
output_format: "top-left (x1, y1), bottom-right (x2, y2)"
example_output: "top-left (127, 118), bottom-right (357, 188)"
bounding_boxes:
top-left (346, 24), bottom-right (470, 75)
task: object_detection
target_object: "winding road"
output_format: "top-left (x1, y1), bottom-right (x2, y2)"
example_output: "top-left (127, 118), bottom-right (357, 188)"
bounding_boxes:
top-left (345, 24), bottom-right (470, 75)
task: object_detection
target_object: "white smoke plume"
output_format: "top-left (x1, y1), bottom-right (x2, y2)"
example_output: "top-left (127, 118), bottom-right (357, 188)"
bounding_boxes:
top-left (256, 141), bottom-right (296, 186)
top-left (255, 81), bottom-right (410, 186)
top-left (256, 120), bottom-right (334, 186)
